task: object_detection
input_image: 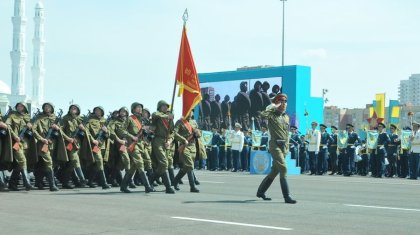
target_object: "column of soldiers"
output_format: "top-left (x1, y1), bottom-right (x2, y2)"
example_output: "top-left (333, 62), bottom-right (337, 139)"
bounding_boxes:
top-left (291, 121), bottom-right (420, 179)
top-left (0, 100), bottom-right (207, 192)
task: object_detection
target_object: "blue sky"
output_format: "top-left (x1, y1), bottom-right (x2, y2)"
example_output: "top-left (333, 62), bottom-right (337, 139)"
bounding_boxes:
top-left (0, 0), bottom-right (419, 117)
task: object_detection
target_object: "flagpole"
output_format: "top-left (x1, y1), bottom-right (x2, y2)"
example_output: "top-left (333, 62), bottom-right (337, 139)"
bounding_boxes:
top-left (171, 9), bottom-right (189, 114)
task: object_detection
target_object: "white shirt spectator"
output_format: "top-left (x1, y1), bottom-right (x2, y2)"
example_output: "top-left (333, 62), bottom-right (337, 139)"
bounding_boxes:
top-left (307, 128), bottom-right (321, 152)
top-left (231, 130), bottom-right (245, 152)
top-left (410, 130), bottom-right (420, 153)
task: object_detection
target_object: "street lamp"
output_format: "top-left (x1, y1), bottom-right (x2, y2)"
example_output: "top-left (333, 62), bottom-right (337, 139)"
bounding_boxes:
top-left (280, 0), bottom-right (287, 67)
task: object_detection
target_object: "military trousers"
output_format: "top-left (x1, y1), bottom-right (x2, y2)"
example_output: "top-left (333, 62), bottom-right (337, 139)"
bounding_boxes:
top-left (152, 137), bottom-right (169, 175)
top-left (267, 139), bottom-right (288, 179)
top-left (128, 145), bottom-right (144, 174)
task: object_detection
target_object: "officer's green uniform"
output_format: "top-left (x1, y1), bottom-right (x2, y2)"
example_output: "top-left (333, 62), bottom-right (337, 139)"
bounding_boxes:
top-left (256, 94), bottom-right (296, 203)
top-left (5, 103), bottom-right (35, 190)
top-left (59, 104), bottom-right (86, 188)
top-left (151, 100), bottom-right (175, 193)
top-left (173, 117), bottom-right (200, 192)
top-left (32, 102), bottom-right (61, 191)
top-left (84, 106), bottom-right (110, 189)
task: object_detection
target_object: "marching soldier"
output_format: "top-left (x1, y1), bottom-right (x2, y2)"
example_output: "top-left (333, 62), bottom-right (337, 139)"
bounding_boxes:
top-left (173, 112), bottom-right (200, 193)
top-left (105, 110), bottom-right (122, 187)
top-left (289, 125), bottom-right (301, 166)
top-left (307, 121), bottom-right (321, 175)
top-left (343, 124), bottom-right (359, 176)
top-left (328, 126), bottom-right (338, 175)
top-left (83, 106), bottom-right (110, 189)
top-left (59, 104), bottom-right (87, 188)
top-left (5, 102), bottom-right (36, 191)
top-left (256, 93), bottom-right (296, 204)
top-left (386, 124), bottom-right (400, 177)
top-left (151, 100), bottom-right (175, 194)
top-left (32, 103), bottom-right (64, 191)
top-left (121, 103), bottom-right (154, 193)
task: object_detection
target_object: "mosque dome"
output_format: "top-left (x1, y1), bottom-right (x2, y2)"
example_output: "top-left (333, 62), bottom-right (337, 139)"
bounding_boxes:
top-left (0, 80), bottom-right (11, 94)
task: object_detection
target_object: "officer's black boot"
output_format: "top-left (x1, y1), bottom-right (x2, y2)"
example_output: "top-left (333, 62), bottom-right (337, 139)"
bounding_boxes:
top-left (98, 170), bottom-right (111, 189)
top-left (162, 171), bottom-right (175, 194)
top-left (139, 171), bottom-right (155, 193)
top-left (0, 171), bottom-right (9, 192)
top-left (256, 176), bottom-right (274, 201)
top-left (46, 169), bottom-right (59, 192)
top-left (120, 172), bottom-right (132, 193)
top-left (187, 171), bottom-right (200, 193)
top-left (173, 169), bottom-right (186, 191)
top-left (146, 168), bottom-right (158, 187)
top-left (74, 167), bottom-right (86, 188)
top-left (8, 170), bottom-right (20, 191)
top-left (168, 168), bottom-right (175, 186)
top-left (280, 177), bottom-right (297, 204)
top-left (21, 169), bottom-right (34, 191)
top-left (193, 171), bottom-right (200, 185)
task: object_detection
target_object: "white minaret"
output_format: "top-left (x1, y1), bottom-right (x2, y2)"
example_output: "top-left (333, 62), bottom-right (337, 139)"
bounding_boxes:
top-left (9, 0), bottom-right (28, 106)
top-left (31, 1), bottom-right (45, 111)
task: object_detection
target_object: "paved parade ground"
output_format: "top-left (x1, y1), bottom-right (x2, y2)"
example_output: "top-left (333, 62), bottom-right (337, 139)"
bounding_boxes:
top-left (1, 171), bottom-right (419, 235)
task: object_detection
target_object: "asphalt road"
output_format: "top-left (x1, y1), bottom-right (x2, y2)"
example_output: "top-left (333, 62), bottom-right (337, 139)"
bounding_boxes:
top-left (1, 171), bottom-right (419, 235)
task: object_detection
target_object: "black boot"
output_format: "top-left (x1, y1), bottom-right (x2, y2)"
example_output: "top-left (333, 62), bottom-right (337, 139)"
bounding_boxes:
top-left (162, 171), bottom-right (175, 194)
top-left (173, 170), bottom-right (186, 191)
top-left (61, 168), bottom-right (74, 189)
top-left (87, 167), bottom-right (97, 188)
top-left (146, 168), bottom-right (158, 187)
top-left (46, 169), bottom-right (59, 192)
top-left (128, 177), bottom-right (137, 189)
top-left (193, 171), bottom-right (200, 185)
top-left (0, 171), bottom-right (9, 192)
top-left (8, 170), bottom-right (20, 191)
top-left (134, 171), bottom-right (142, 186)
top-left (74, 167), bottom-right (86, 188)
top-left (21, 169), bottom-right (34, 191)
top-left (139, 171), bottom-right (155, 193)
top-left (120, 172), bottom-right (132, 193)
top-left (34, 167), bottom-right (44, 190)
top-left (168, 168), bottom-right (175, 186)
top-left (256, 176), bottom-right (274, 201)
top-left (98, 170), bottom-right (111, 189)
top-left (280, 177), bottom-right (297, 204)
top-left (187, 171), bottom-right (200, 193)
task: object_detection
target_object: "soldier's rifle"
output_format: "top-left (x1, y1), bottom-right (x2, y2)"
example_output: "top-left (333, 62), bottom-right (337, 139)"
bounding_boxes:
top-left (91, 114), bottom-right (111, 154)
top-left (66, 110), bottom-right (91, 151)
top-left (41, 109), bottom-right (64, 153)
top-left (13, 109), bottom-right (41, 151)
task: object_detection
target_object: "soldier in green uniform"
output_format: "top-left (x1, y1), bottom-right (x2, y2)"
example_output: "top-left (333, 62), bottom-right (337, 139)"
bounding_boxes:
top-left (142, 108), bottom-right (158, 186)
top-left (59, 104), bottom-right (87, 188)
top-left (256, 94), bottom-right (297, 204)
top-left (151, 100), bottom-right (175, 194)
top-left (5, 103), bottom-right (35, 191)
top-left (32, 103), bottom-right (62, 191)
top-left (83, 106), bottom-right (110, 189)
top-left (117, 103), bottom-right (155, 193)
top-left (106, 110), bottom-right (122, 187)
top-left (173, 112), bottom-right (200, 193)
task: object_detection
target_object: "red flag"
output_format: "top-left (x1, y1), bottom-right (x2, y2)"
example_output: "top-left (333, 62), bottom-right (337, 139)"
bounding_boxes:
top-left (175, 25), bottom-right (202, 119)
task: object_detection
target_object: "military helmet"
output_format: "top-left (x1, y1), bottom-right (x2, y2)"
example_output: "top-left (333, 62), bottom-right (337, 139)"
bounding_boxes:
top-left (157, 100), bottom-right (169, 111)
top-left (15, 102), bottom-right (29, 114)
top-left (93, 106), bottom-right (105, 117)
top-left (68, 104), bottom-right (81, 116)
top-left (119, 106), bottom-right (129, 115)
top-left (42, 102), bottom-right (55, 113)
top-left (131, 102), bottom-right (143, 113)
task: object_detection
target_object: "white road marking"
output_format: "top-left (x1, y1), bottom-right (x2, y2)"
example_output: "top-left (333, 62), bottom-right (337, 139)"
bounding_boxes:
top-left (198, 180), bottom-right (225, 184)
top-left (171, 216), bottom-right (293, 231)
top-left (344, 204), bottom-right (420, 212)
